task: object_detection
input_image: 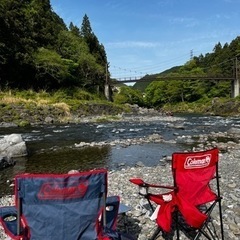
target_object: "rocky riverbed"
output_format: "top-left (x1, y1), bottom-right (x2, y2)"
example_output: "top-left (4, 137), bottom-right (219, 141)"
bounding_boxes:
top-left (0, 145), bottom-right (239, 239)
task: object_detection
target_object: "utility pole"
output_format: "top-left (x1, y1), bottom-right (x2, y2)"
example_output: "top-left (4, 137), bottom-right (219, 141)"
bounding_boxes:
top-left (104, 62), bottom-right (112, 101)
top-left (105, 63), bottom-right (108, 85)
top-left (232, 57), bottom-right (239, 98)
top-left (235, 57), bottom-right (239, 79)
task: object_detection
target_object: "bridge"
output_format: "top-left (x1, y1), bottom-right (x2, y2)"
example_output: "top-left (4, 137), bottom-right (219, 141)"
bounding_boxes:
top-left (107, 58), bottom-right (240, 98)
top-left (112, 75), bottom-right (235, 83)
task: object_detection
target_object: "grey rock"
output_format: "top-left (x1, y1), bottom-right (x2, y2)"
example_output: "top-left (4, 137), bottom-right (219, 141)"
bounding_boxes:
top-left (0, 134), bottom-right (27, 170)
top-left (0, 155), bottom-right (15, 169)
top-left (0, 122), bottom-right (18, 128)
top-left (45, 116), bottom-right (54, 124)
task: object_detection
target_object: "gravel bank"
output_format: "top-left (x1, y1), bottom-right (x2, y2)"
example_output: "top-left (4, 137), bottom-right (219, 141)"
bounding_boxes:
top-left (1, 148), bottom-right (239, 239)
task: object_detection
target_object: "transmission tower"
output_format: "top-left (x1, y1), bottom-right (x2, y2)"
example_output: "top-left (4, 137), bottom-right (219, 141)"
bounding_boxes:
top-left (190, 49), bottom-right (193, 60)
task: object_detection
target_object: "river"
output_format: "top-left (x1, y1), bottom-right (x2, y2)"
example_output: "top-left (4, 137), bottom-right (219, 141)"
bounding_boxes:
top-left (0, 113), bottom-right (239, 196)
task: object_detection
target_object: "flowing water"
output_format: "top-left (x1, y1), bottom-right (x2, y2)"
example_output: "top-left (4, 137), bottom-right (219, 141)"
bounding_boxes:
top-left (0, 113), bottom-right (239, 195)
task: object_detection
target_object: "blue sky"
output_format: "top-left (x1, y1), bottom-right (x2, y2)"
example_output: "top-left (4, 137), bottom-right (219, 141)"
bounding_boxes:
top-left (50, 0), bottom-right (240, 80)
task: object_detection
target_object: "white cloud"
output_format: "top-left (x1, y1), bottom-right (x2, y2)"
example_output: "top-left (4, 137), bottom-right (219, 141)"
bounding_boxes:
top-left (106, 41), bottom-right (162, 49)
top-left (169, 17), bottom-right (199, 28)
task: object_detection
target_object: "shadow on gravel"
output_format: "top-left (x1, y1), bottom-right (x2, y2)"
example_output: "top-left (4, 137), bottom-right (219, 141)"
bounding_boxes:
top-left (117, 215), bottom-right (142, 239)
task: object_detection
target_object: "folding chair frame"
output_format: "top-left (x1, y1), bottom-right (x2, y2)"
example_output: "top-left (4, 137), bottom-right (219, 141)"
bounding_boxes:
top-left (0, 169), bottom-right (129, 240)
top-left (130, 148), bottom-right (224, 240)
top-left (171, 149), bottom-right (224, 240)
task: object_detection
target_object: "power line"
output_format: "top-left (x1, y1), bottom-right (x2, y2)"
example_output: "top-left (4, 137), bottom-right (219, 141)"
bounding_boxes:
top-left (110, 49), bottom-right (214, 79)
top-left (110, 53), bottom-right (239, 80)
top-left (201, 57), bottom-right (236, 72)
top-left (110, 53), bottom-right (191, 79)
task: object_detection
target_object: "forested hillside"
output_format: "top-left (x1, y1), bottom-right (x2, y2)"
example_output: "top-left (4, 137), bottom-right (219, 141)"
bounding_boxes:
top-left (131, 37), bottom-right (240, 108)
top-left (0, 0), bottom-right (108, 94)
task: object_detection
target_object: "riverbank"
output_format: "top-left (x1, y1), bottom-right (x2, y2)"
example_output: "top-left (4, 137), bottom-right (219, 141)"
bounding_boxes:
top-left (2, 86), bottom-right (240, 128)
top-left (1, 146), bottom-right (239, 239)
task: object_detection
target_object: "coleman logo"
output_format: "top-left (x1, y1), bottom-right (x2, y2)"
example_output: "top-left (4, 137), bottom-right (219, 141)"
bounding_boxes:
top-left (184, 154), bottom-right (211, 169)
top-left (38, 180), bottom-right (88, 200)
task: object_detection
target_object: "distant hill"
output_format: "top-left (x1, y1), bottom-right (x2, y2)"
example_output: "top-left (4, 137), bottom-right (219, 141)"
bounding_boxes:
top-left (132, 66), bottom-right (181, 92)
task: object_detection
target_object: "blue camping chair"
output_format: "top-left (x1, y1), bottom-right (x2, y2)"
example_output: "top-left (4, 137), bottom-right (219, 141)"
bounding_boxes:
top-left (0, 169), bottom-right (135, 240)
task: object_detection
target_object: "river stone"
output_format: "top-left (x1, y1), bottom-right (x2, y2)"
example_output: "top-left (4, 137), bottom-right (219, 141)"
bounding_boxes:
top-left (0, 134), bottom-right (27, 170)
top-left (0, 122), bottom-right (18, 128)
top-left (45, 116), bottom-right (54, 123)
top-left (227, 127), bottom-right (240, 135)
top-left (0, 155), bottom-right (15, 169)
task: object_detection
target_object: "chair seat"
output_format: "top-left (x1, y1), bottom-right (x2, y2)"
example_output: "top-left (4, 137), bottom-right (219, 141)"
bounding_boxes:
top-left (119, 203), bottom-right (131, 215)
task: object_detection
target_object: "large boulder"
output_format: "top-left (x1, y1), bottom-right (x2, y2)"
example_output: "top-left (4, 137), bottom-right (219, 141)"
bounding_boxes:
top-left (0, 134), bottom-right (27, 169)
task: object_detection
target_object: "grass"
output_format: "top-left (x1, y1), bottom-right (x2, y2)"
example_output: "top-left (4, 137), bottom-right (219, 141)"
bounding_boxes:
top-left (0, 88), bottom-right (99, 107)
top-left (1, 88), bottom-right (236, 126)
top-left (95, 115), bottom-right (122, 122)
top-left (0, 88), bottom-right (127, 124)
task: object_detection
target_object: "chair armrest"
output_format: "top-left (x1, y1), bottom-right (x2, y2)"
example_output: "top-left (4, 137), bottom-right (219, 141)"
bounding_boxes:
top-left (0, 206), bottom-right (23, 239)
top-left (106, 196), bottom-right (120, 230)
top-left (118, 203), bottom-right (131, 215)
top-left (129, 178), bottom-right (175, 189)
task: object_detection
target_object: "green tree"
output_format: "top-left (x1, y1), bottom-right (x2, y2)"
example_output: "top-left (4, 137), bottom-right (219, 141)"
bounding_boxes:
top-left (114, 86), bottom-right (144, 106)
top-left (33, 48), bottom-right (70, 89)
top-left (81, 14), bottom-right (107, 65)
top-left (69, 22), bottom-right (81, 37)
top-left (56, 30), bottom-right (88, 62)
top-left (0, 0), bottom-right (66, 89)
top-left (77, 53), bottom-right (105, 92)
top-left (80, 14), bottom-right (107, 93)
top-left (144, 81), bottom-right (166, 106)
top-left (25, 0), bottom-right (66, 48)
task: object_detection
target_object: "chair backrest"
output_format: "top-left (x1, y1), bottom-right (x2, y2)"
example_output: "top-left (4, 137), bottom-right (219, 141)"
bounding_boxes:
top-left (172, 148), bottom-right (219, 206)
top-left (14, 169), bottom-right (108, 240)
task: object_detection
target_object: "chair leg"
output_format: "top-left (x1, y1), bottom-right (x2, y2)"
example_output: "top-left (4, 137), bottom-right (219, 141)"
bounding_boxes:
top-left (121, 212), bottom-right (128, 232)
top-left (218, 200), bottom-right (224, 240)
top-left (149, 227), bottom-right (161, 240)
top-left (149, 227), bottom-right (175, 240)
top-left (194, 201), bottom-right (224, 240)
top-left (175, 211), bottom-right (180, 240)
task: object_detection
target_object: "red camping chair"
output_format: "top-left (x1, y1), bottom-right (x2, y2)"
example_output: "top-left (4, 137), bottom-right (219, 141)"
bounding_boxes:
top-left (0, 169), bottom-right (135, 240)
top-left (130, 148), bottom-right (224, 240)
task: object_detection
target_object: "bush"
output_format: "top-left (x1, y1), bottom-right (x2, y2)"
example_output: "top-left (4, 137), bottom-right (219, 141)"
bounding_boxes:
top-left (113, 86), bottom-right (144, 106)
